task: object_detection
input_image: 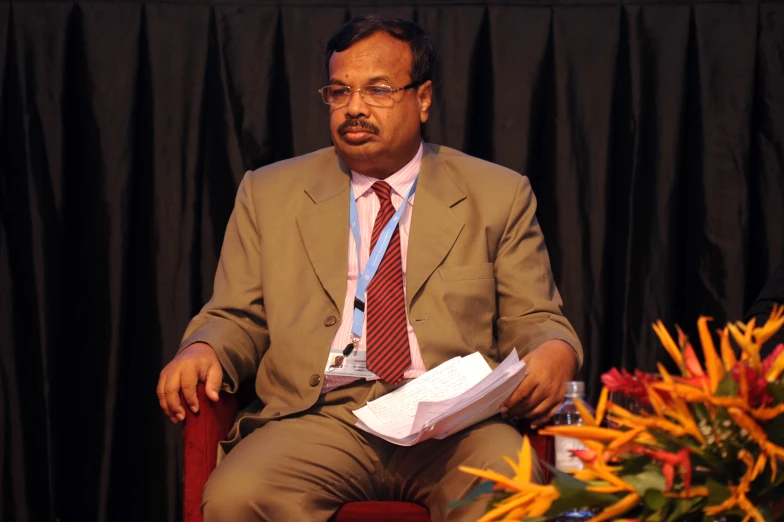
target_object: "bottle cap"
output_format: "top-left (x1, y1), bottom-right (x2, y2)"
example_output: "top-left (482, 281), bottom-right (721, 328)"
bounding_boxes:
top-left (564, 381), bottom-right (585, 397)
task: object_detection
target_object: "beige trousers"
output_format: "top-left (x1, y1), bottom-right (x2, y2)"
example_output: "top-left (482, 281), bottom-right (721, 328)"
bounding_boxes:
top-left (202, 379), bottom-right (542, 522)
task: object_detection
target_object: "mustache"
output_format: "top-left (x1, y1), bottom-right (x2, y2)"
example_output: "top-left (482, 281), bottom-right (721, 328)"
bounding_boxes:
top-left (338, 118), bottom-right (379, 135)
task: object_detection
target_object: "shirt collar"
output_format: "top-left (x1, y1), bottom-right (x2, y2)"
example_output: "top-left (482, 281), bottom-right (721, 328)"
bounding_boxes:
top-left (351, 142), bottom-right (423, 203)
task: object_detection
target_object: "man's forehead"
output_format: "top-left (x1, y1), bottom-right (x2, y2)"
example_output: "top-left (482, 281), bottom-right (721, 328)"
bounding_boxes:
top-left (328, 33), bottom-right (411, 81)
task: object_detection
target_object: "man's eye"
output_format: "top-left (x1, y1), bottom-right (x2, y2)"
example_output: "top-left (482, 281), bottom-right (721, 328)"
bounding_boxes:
top-left (366, 87), bottom-right (392, 96)
top-left (331, 87), bottom-right (351, 96)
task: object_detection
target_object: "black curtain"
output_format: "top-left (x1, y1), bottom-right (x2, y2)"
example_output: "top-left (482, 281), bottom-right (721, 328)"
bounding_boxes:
top-left (1, 0), bottom-right (783, 520)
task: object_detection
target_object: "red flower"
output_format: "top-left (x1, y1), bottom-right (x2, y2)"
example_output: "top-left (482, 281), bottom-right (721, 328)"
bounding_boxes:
top-left (730, 362), bottom-right (773, 407)
top-left (601, 368), bottom-right (659, 406)
top-left (762, 344), bottom-right (784, 376)
top-left (571, 448), bottom-right (598, 464)
top-left (645, 448), bottom-right (692, 491)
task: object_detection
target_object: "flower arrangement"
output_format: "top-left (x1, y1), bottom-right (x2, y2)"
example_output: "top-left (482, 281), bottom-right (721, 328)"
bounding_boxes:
top-left (459, 306), bottom-right (784, 521)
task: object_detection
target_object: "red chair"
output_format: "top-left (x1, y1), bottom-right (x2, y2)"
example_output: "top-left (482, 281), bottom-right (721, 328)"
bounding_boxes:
top-left (182, 383), bottom-right (554, 522)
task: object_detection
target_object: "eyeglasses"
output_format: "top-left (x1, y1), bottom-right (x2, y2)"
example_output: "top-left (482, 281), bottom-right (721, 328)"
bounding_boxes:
top-left (318, 83), bottom-right (420, 108)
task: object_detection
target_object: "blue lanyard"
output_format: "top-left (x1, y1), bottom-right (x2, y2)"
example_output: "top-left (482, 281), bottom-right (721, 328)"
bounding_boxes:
top-left (344, 177), bottom-right (418, 355)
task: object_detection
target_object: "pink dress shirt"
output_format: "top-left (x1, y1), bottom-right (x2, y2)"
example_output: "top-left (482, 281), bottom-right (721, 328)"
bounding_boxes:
top-left (322, 144), bottom-right (427, 393)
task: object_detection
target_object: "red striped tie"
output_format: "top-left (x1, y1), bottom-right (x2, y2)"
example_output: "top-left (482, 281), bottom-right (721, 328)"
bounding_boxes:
top-left (365, 181), bottom-right (412, 384)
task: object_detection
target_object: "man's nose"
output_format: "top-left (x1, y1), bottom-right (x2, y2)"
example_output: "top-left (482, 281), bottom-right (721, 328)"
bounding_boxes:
top-left (345, 88), bottom-right (370, 118)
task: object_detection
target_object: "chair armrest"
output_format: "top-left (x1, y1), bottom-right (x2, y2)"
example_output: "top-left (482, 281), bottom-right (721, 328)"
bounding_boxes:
top-left (182, 383), bottom-right (238, 522)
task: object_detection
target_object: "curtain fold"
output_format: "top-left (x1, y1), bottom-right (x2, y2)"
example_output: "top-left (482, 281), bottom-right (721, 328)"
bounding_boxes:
top-left (1, 1), bottom-right (782, 521)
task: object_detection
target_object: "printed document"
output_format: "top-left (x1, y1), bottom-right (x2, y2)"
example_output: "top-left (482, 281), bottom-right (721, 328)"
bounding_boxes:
top-left (352, 350), bottom-right (527, 446)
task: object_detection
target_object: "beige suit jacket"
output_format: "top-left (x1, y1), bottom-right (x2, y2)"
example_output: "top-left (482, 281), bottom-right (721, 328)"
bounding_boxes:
top-left (180, 143), bottom-right (582, 449)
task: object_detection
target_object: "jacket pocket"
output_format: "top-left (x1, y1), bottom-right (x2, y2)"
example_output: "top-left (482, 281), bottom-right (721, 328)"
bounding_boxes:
top-left (436, 263), bottom-right (496, 353)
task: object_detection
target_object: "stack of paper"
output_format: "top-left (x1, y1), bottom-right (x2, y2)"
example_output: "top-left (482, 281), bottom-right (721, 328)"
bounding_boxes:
top-left (353, 350), bottom-right (527, 446)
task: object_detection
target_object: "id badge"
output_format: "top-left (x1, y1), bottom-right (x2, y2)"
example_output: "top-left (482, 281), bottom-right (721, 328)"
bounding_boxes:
top-left (323, 348), bottom-right (377, 378)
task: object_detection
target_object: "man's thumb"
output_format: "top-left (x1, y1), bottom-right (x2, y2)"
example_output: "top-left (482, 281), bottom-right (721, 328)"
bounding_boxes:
top-left (204, 362), bottom-right (222, 402)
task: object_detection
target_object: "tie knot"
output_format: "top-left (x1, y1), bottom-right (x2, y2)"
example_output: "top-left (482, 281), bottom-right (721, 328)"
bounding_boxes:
top-left (372, 181), bottom-right (393, 204)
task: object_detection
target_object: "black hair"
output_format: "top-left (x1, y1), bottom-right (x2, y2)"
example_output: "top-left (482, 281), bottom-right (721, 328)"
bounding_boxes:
top-left (325, 15), bottom-right (436, 86)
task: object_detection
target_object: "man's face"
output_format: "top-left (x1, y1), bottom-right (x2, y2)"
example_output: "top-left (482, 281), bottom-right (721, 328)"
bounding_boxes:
top-left (327, 32), bottom-right (432, 178)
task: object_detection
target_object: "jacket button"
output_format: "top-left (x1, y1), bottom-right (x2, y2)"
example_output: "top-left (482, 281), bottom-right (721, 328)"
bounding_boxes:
top-left (324, 315), bottom-right (338, 327)
top-left (309, 374), bottom-right (321, 387)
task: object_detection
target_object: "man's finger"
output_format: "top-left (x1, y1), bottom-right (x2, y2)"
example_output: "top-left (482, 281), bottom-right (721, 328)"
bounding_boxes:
top-left (501, 377), bottom-right (537, 413)
top-left (157, 383), bottom-right (179, 424)
top-left (518, 396), bottom-right (553, 421)
top-left (163, 371), bottom-right (185, 421)
top-left (156, 373), bottom-right (171, 418)
top-left (181, 367), bottom-right (199, 414)
top-left (507, 379), bottom-right (547, 417)
top-left (529, 402), bottom-right (561, 430)
top-left (205, 362), bottom-right (222, 402)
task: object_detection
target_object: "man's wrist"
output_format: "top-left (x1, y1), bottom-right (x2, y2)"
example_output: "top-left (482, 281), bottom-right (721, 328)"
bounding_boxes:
top-left (533, 339), bottom-right (578, 374)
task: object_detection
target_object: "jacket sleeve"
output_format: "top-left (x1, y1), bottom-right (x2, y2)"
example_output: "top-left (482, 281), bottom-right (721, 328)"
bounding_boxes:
top-left (178, 172), bottom-right (270, 391)
top-left (745, 257), bottom-right (784, 359)
top-left (494, 175), bottom-right (584, 367)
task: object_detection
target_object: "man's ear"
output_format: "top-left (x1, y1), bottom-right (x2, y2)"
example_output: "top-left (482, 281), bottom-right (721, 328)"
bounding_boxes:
top-left (417, 81), bottom-right (433, 123)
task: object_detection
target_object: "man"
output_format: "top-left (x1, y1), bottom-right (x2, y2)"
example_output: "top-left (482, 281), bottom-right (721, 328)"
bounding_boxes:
top-left (745, 257), bottom-right (784, 358)
top-left (158, 15), bottom-right (582, 521)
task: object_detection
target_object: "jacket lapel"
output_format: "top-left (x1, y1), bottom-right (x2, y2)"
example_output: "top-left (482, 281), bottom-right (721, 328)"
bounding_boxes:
top-left (296, 154), bottom-right (351, 311)
top-left (295, 145), bottom-right (467, 312)
top-left (406, 144), bottom-right (466, 308)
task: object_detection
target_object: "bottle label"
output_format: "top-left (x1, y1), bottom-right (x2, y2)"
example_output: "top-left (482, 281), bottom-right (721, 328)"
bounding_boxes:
top-left (555, 436), bottom-right (587, 471)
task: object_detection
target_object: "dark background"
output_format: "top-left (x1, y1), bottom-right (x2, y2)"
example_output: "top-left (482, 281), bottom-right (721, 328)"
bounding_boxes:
top-left (1, 0), bottom-right (783, 520)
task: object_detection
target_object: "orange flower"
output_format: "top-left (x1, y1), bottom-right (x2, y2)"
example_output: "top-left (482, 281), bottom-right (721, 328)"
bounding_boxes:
top-left (704, 449), bottom-right (766, 522)
top-left (729, 319), bottom-right (760, 371)
top-left (460, 437), bottom-right (562, 521)
top-left (573, 397), bottom-right (597, 427)
top-left (727, 407), bottom-right (784, 481)
top-left (460, 313), bottom-right (784, 522)
top-left (588, 492), bottom-right (641, 522)
top-left (594, 387), bottom-right (609, 426)
top-left (719, 326), bottom-right (738, 371)
top-left (653, 320), bottom-right (683, 369)
top-left (697, 317), bottom-right (725, 393)
top-left (751, 403), bottom-right (784, 421)
top-left (764, 344), bottom-right (784, 382)
top-left (753, 303), bottom-right (784, 347)
top-left (538, 425), bottom-right (629, 443)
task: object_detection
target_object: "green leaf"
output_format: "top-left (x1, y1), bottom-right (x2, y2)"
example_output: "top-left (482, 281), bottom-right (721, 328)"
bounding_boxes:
top-left (705, 509), bottom-right (752, 522)
top-left (756, 505), bottom-right (777, 522)
top-left (643, 489), bottom-right (670, 511)
top-left (767, 380), bottom-right (784, 403)
top-left (691, 402), bottom-right (712, 425)
top-left (766, 381), bottom-right (784, 447)
top-left (754, 467), bottom-right (784, 508)
top-left (541, 461), bottom-right (580, 485)
top-left (767, 414), bottom-right (784, 447)
top-left (619, 454), bottom-right (650, 475)
top-left (716, 373), bottom-right (739, 397)
top-left (540, 464), bottom-right (620, 518)
top-left (546, 490), bottom-right (619, 519)
top-left (622, 464), bottom-right (667, 496)
top-left (664, 496), bottom-right (704, 522)
top-left (705, 477), bottom-right (732, 506)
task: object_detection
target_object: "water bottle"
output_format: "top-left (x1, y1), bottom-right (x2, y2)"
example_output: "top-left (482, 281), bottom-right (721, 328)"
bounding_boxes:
top-left (551, 381), bottom-right (597, 520)
top-left (552, 381), bottom-right (592, 472)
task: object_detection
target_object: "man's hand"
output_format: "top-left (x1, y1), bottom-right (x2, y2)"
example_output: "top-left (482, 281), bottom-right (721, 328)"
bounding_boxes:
top-left (157, 342), bottom-right (223, 424)
top-left (500, 339), bottom-right (578, 429)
